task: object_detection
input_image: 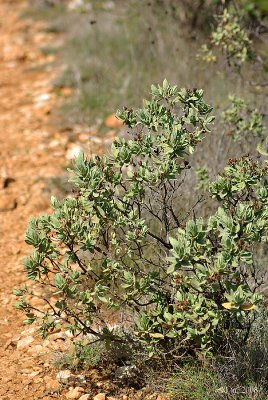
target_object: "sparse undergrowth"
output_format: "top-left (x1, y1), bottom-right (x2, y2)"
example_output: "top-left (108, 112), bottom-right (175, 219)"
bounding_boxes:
top-left (169, 308), bottom-right (268, 399)
top-left (54, 340), bottom-right (105, 371)
top-left (50, 306), bottom-right (268, 398)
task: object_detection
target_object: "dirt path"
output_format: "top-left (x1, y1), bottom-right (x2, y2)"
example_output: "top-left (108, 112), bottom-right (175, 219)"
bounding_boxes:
top-left (0, 1), bottom-right (69, 398)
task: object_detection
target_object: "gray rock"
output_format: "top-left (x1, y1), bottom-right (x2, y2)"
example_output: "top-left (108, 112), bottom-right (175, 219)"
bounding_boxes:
top-left (115, 365), bottom-right (138, 381)
top-left (56, 369), bottom-right (72, 384)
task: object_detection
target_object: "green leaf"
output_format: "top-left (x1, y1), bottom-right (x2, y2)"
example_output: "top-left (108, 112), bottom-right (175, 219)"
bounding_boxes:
top-left (54, 274), bottom-right (66, 289)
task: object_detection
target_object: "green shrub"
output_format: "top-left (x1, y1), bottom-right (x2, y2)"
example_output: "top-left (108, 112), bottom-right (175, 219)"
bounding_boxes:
top-left (199, 8), bottom-right (252, 67)
top-left (15, 81), bottom-right (267, 357)
top-left (221, 95), bottom-right (264, 142)
top-left (198, 2), bottom-right (267, 73)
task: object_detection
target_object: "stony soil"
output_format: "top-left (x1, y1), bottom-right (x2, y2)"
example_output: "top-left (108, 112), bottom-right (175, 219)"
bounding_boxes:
top-left (0, 1), bottom-right (82, 398)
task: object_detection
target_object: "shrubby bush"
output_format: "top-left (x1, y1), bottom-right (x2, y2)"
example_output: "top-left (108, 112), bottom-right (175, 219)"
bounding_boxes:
top-left (199, 8), bottom-right (253, 67)
top-left (168, 0), bottom-right (268, 30)
top-left (221, 95), bottom-right (264, 142)
top-left (198, 1), bottom-right (267, 77)
top-left (15, 81), bottom-right (268, 357)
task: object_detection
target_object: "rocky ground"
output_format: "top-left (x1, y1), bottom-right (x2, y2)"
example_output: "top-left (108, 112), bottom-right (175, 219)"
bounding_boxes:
top-left (0, 1), bottom-right (71, 398)
top-left (0, 1), bottom-right (168, 399)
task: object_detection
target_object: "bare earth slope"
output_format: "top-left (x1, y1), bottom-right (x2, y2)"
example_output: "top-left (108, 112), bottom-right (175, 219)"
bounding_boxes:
top-left (0, 1), bottom-right (67, 398)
